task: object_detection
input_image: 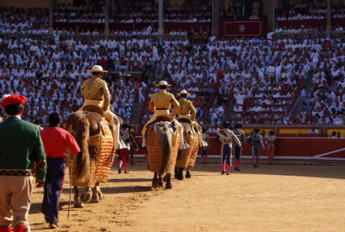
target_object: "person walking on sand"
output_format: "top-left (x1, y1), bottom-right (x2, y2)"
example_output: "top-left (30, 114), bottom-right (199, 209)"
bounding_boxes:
top-left (217, 122), bottom-right (241, 175)
top-left (40, 112), bottom-right (80, 229)
top-left (0, 94), bottom-right (46, 232)
top-left (266, 131), bottom-right (276, 165)
top-left (233, 123), bottom-right (246, 171)
top-left (248, 128), bottom-right (265, 167)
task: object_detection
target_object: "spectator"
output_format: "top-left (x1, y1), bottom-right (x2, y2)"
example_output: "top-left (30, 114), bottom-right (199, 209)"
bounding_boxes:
top-left (308, 126), bottom-right (319, 134)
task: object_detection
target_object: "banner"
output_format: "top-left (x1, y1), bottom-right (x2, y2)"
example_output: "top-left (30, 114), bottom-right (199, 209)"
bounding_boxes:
top-left (218, 20), bottom-right (265, 38)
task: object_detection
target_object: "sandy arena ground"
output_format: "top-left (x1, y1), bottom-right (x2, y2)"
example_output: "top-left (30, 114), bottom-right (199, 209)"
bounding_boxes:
top-left (28, 158), bottom-right (345, 232)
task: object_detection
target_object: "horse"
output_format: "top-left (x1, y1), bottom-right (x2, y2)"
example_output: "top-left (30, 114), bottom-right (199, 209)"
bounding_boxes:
top-left (175, 119), bottom-right (198, 180)
top-left (145, 116), bottom-right (180, 189)
top-left (64, 107), bottom-right (116, 207)
top-left (185, 121), bottom-right (202, 178)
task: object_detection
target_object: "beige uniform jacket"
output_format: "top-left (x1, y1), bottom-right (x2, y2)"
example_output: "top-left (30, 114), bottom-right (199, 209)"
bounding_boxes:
top-left (177, 98), bottom-right (196, 121)
top-left (81, 77), bottom-right (111, 111)
top-left (148, 91), bottom-right (180, 117)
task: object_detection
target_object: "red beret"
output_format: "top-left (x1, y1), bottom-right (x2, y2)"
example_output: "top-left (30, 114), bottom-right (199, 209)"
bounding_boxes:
top-left (1, 94), bottom-right (27, 108)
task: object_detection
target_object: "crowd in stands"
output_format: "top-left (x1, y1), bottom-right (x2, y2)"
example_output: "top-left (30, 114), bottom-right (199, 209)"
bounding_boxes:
top-left (1, 4), bottom-right (345, 130)
top-left (1, 32), bottom-right (345, 128)
top-left (141, 35), bottom-right (316, 128)
top-left (0, 34), bottom-right (152, 124)
top-left (0, 7), bottom-right (49, 34)
top-left (273, 36), bottom-right (345, 125)
top-left (221, 0), bottom-right (262, 20)
top-left (52, 0), bottom-right (211, 35)
top-left (55, 0), bottom-right (211, 23)
top-left (274, 0), bottom-right (345, 33)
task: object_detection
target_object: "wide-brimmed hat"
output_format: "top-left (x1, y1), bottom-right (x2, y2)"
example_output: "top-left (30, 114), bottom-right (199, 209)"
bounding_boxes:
top-left (86, 65), bottom-right (108, 73)
top-left (177, 90), bottom-right (191, 96)
top-left (1, 94), bottom-right (27, 108)
top-left (222, 121), bottom-right (231, 129)
top-left (254, 128), bottom-right (260, 133)
top-left (155, 80), bottom-right (171, 87)
top-left (121, 123), bottom-right (133, 129)
top-left (234, 123), bottom-right (242, 128)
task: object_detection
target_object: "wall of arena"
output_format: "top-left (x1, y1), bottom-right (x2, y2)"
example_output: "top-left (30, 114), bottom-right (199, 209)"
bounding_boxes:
top-left (206, 136), bottom-right (345, 161)
top-left (132, 133), bottom-right (345, 161)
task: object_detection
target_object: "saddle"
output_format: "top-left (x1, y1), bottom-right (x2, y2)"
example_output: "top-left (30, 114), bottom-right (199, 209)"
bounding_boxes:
top-left (155, 115), bottom-right (171, 122)
top-left (82, 105), bottom-right (104, 117)
top-left (178, 118), bottom-right (192, 124)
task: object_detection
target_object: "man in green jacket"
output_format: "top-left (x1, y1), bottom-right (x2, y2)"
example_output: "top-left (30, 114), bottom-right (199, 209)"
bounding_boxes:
top-left (0, 94), bottom-right (46, 232)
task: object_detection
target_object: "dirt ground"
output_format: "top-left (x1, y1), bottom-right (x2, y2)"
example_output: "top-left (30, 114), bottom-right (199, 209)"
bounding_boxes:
top-left (28, 158), bottom-right (345, 232)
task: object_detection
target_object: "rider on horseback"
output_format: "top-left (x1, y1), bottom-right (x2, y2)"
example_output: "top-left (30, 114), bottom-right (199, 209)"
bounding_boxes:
top-left (78, 65), bottom-right (121, 150)
top-left (141, 80), bottom-right (183, 149)
top-left (177, 90), bottom-right (203, 147)
top-left (176, 90), bottom-right (196, 123)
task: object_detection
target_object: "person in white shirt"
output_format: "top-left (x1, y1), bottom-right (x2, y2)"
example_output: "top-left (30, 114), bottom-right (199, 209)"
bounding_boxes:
top-left (235, 91), bottom-right (246, 105)
top-left (308, 127), bottom-right (319, 134)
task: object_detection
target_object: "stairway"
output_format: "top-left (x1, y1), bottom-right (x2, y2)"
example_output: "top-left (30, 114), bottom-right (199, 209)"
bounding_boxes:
top-left (131, 101), bottom-right (144, 121)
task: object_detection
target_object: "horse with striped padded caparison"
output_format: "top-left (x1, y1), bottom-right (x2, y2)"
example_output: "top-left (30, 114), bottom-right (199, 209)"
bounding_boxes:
top-left (64, 106), bottom-right (117, 207)
top-left (185, 121), bottom-right (202, 178)
top-left (175, 119), bottom-right (198, 180)
top-left (145, 116), bottom-right (181, 189)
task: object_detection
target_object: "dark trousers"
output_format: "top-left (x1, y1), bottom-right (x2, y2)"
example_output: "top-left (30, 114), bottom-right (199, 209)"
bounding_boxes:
top-left (221, 144), bottom-right (231, 165)
top-left (201, 149), bottom-right (207, 158)
top-left (42, 158), bottom-right (65, 224)
top-left (234, 145), bottom-right (241, 160)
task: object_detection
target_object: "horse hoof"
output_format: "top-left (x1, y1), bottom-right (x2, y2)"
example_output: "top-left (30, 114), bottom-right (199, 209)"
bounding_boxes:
top-left (152, 180), bottom-right (159, 188)
top-left (81, 192), bottom-right (92, 203)
top-left (90, 198), bottom-right (100, 203)
top-left (74, 202), bottom-right (84, 208)
top-left (165, 184), bottom-right (172, 189)
top-left (186, 171), bottom-right (191, 178)
top-left (98, 192), bottom-right (104, 200)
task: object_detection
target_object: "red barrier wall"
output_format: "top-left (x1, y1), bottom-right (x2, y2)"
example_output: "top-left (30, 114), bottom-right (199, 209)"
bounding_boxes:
top-left (204, 136), bottom-right (345, 161)
top-left (131, 135), bottom-right (345, 161)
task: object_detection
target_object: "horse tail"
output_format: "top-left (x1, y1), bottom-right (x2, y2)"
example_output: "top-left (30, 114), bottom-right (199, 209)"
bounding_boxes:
top-left (158, 124), bottom-right (171, 176)
top-left (74, 117), bottom-right (91, 183)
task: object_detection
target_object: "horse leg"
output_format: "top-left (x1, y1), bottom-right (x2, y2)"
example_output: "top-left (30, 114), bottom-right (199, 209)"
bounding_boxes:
top-left (165, 174), bottom-right (172, 189)
top-left (95, 182), bottom-right (104, 200)
top-left (91, 185), bottom-right (100, 203)
top-left (152, 172), bottom-right (159, 188)
top-left (73, 186), bottom-right (84, 208)
top-left (178, 167), bottom-right (184, 180)
top-left (174, 166), bottom-right (178, 179)
top-left (81, 187), bottom-right (92, 203)
top-left (158, 175), bottom-right (163, 187)
top-left (186, 165), bottom-right (192, 178)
